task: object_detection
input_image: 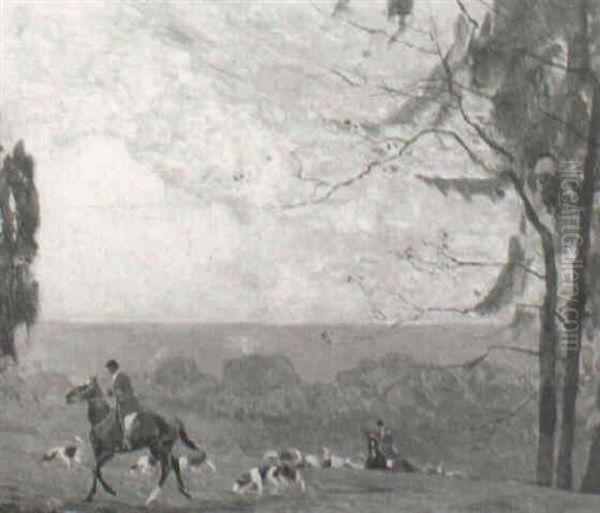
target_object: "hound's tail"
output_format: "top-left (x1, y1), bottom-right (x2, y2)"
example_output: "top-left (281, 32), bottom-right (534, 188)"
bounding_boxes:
top-left (175, 418), bottom-right (200, 451)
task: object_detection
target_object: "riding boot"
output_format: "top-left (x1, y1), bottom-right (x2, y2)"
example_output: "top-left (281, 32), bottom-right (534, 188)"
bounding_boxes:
top-left (114, 424), bottom-right (129, 452)
top-left (117, 431), bottom-right (132, 452)
top-left (116, 441), bottom-right (130, 452)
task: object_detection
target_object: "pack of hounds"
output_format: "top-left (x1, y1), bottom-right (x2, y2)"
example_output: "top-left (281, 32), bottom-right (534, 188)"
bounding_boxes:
top-left (46, 367), bottom-right (466, 504)
top-left (42, 431), bottom-right (466, 498)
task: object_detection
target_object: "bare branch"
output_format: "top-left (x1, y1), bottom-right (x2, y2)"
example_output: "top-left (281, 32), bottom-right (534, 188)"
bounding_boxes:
top-left (422, 74), bottom-right (588, 142)
top-left (439, 249), bottom-right (545, 280)
top-left (503, 169), bottom-right (553, 243)
top-left (288, 152), bottom-right (331, 200)
top-left (393, 237), bottom-right (545, 281)
top-left (455, 0), bottom-right (479, 29)
top-left (478, 394), bottom-right (536, 441)
top-left (375, 79), bottom-right (440, 102)
top-left (278, 157), bottom-right (384, 209)
top-left (332, 9), bottom-right (437, 55)
top-left (279, 126), bottom-right (488, 209)
top-left (428, 128), bottom-right (490, 169)
top-left (329, 69), bottom-right (363, 88)
top-left (449, 74), bottom-right (587, 140)
top-left (420, 305), bottom-right (473, 317)
top-left (431, 33), bottom-right (518, 164)
top-left (443, 344), bottom-right (539, 371)
top-left (473, 0), bottom-right (496, 14)
top-left (346, 274), bottom-right (390, 322)
top-left (344, 17), bottom-right (389, 37)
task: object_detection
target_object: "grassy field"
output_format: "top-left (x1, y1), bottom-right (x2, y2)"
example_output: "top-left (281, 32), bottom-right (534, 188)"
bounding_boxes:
top-left (2, 448), bottom-right (600, 513)
top-left (2, 322), bottom-right (599, 512)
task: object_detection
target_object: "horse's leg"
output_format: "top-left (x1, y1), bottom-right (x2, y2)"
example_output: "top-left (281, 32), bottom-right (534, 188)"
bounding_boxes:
top-left (295, 470), bottom-right (307, 493)
top-left (171, 454), bottom-right (192, 500)
top-left (85, 451), bottom-right (114, 501)
top-left (85, 436), bottom-right (99, 502)
top-left (145, 448), bottom-right (171, 505)
top-left (85, 468), bottom-right (98, 502)
top-left (96, 452), bottom-right (117, 495)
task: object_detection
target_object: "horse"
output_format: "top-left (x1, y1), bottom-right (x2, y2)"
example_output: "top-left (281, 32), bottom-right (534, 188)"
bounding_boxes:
top-left (364, 428), bottom-right (416, 473)
top-left (66, 376), bottom-right (201, 505)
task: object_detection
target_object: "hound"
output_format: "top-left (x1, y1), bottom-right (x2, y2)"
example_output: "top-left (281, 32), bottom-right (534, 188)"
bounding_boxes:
top-left (130, 454), bottom-right (158, 476)
top-left (276, 447), bottom-right (320, 469)
top-left (303, 453), bottom-right (322, 468)
top-left (322, 446), bottom-right (363, 470)
top-left (261, 449), bottom-right (280, 465)
top-left (232, 462), bottom-right (305, 496)
top-left (42, 436), bottom-right (84, 470)
top-left (179, 452), bottom-right (217, 473)
top-left (232, 465), bottom-right (276, 496)
top-left (272, 462), bottom-right (306, 492)
top-left (42, 444), bottom-right (81, 470)
top-left (279, 448), bottom-right (303, 467)
top-left (131, 451), bottom-right (216, 477)
top-left (234, 450), bottom-right (282, 495)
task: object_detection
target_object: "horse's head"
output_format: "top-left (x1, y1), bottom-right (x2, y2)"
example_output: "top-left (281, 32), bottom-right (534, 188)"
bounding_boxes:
top-left (66, 376), bottom-right (100, 404)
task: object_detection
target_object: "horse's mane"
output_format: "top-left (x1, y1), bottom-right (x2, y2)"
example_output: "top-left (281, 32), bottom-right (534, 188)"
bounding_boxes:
top-left (85, 380), bottom-right (112, 425)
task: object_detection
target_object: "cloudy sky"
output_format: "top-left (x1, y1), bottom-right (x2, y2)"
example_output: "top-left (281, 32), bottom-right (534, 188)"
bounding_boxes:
top-left (1, 0), bottom-right (523, 324)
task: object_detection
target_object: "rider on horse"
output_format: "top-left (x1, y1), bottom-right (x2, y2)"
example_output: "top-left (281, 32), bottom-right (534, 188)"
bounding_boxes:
top-left (105, 359), bottom-right (141, 451)
top-left (377, 419), bottom-right (396, 459)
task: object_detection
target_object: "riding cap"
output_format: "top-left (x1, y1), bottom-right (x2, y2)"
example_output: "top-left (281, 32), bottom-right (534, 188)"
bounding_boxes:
top-left (105, 359), bottom-right (119, 370)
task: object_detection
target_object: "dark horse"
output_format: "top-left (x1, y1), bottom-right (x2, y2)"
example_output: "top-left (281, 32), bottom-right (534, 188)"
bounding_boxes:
top-left (66, 377), bottom-right (200, 504)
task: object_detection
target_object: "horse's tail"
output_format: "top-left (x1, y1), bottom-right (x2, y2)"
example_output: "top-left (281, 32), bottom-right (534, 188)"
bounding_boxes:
top-left (175, 418), bottom-right (200, 451)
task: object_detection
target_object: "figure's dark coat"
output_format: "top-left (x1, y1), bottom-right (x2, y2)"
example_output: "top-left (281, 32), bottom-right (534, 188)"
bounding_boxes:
top-left (112, 372), bottom-right (140, 417)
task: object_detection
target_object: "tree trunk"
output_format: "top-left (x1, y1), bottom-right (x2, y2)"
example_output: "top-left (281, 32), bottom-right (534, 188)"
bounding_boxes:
top-left (0, 262), bottom-right (17, 361)
top-left (556, 84), bottom-right (598, 490)
top-left (506, 170), bottom-right (559, 487)
top-left (554, 0), bottom-right (597, 489)
top-left (537, 232), bottom-right (559, 487)
top-left (556, 355), bottom-right (581, 489)
top-left (581, 425), bottom-right (600, 493)
top-left (581, 378), bottom-right (600, 493)
top-left (0, 323), bottom-right (16, 360)
top-left (573, 83), bottom-right (600, 491)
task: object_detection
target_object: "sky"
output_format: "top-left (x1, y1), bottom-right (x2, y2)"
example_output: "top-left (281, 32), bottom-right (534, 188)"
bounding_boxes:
top-left (0, 0), bottom-right (525, 324)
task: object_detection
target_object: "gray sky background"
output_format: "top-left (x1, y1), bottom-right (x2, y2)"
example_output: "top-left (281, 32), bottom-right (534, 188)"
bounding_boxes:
top-left (1, 0), bottom-right (526, 324)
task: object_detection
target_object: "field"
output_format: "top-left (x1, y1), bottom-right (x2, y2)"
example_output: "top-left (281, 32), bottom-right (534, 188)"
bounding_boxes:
top-left (1, 322), bottom-right (599, 512)
top-left (2, 443), bottom-right (600, 513)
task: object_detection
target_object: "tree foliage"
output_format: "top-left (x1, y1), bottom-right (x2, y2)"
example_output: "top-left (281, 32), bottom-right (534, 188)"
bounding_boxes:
top-left (305, 0), bottom-right (599, 491)
top-left (0, 141), bottom-right (40, 360)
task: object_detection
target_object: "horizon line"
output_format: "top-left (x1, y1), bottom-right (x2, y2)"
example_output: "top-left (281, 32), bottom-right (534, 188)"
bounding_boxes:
top-left (34, 318), bottom-right (507, 328)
